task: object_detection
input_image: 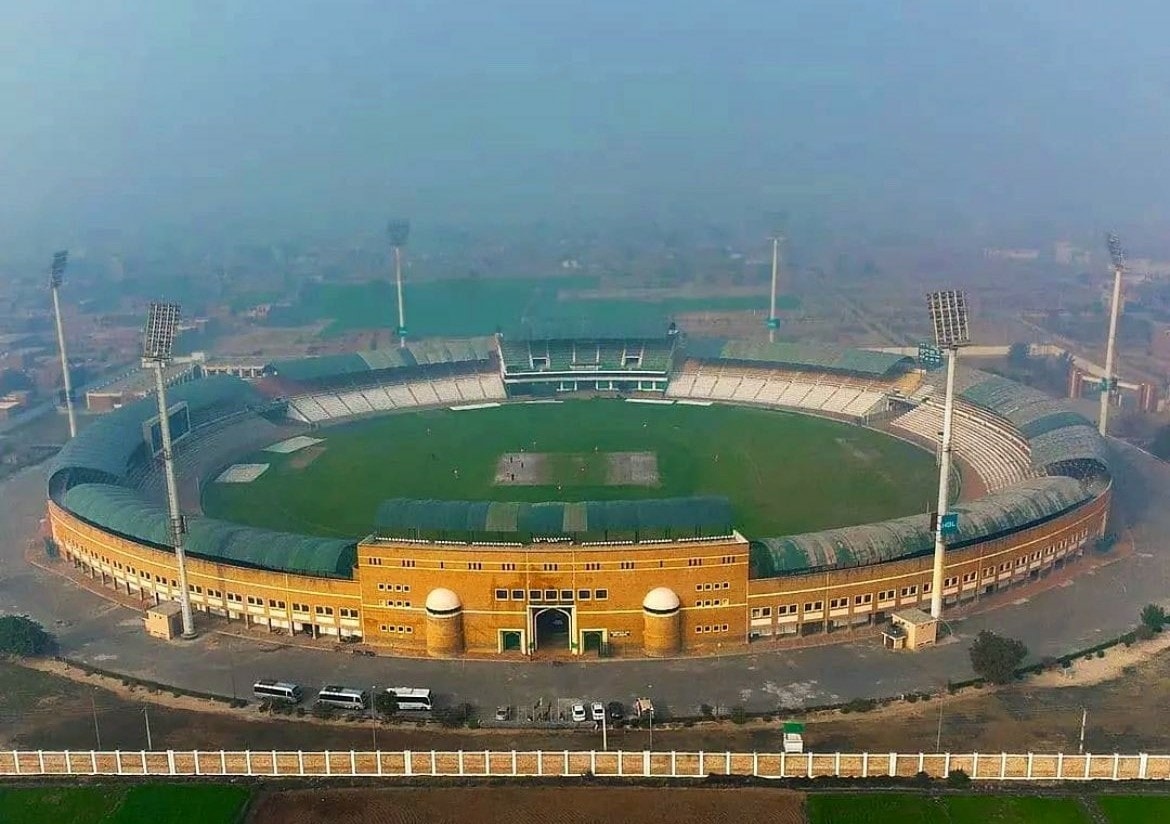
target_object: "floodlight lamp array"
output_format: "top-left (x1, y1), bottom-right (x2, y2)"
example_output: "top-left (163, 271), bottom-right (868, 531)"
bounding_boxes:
top-left (50, 250), bottom-right (68, 287)
top-left (1106, 232), bottom-right (1126, 271)
top-left (926, 289), bottom-right (970, 348)
top-left (143, 302), bottom-right (181, 361)
top-left (386, 218), bottom-right (411, 247)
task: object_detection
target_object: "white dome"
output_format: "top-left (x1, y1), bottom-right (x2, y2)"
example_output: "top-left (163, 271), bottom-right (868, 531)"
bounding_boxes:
top-left (425, 587), bottom-right (462, 614)
top-left (642, 587), bottom-right (680, 613)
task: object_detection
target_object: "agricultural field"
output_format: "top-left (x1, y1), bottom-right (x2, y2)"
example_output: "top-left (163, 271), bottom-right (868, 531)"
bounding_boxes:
top-left (266, 277), bottom-right (787, 338)
top-left (0, 784), bottom-right (250, 824)
top-left (202, 400), bottom-right (937, 539)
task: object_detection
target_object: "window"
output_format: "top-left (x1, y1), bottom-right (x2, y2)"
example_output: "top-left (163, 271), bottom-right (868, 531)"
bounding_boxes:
top-left (401, 559), bottom-right (416, 568)
top-left (246, 595), bottom-right (262, 606)
top-left (544, 589), bottom-right (557, 601)
top-left (962, 571), bottom-right (977, 583)
top-left (688, 558), bottom-right (702, 567)
top-left (377, 583), bottom-right (386, 591)
top-left (803, 601), bottom-right (823, 612)
top-left (999, 562), bottom-right (1010, 572)
top-left (315, 606), bottom-right (334, 616)
top-left (367, 557), bottom-right (382, 566)
top-left (900, 586), bottom-right (917, 597)
top-left (468, 562), bottom-right (483, 570)
top-left (560, 589), bottom-right (573, 601)
top-left (268, 599), bottom-right (286, 609)
top-left (854, 594), bottom-right (872, 606)
top-left (292, 602), bottom-right (308, 613)
top-left (511, 589), bottom-right (525, 600)
top-left (543, 563), bottom-right (558, 572)
top-left (594, 589), bottom-right (608, 600)
top-left (529, 590), bottom-right (542, 601)
top-left (495, 589), bottom-right (508, 600)
top-left (585, 562), bottom-right (601, 571)
top-left (620, 561), bottom-right (635, 570)
top-left (502, 562), bottom-right (516, 571)
top-left (208, 589), bottom-right (222, 598)
top-left (776, 604), bottom-right (797, 616)
top-left (750, 606), bottom-right (772, 619)
top-left (829, 597), bottom-right (848, 610)
top-left (578, 589), bottom-right (591, 600)
top-left (922, 582), bottom-right (931, 593)
top-left (721, 555), bottom-right (736, 564)
top-left (878, 589), bottom-right (895, 602)
top-left (339, 607), bottom-right (359, 619)
top-left (944, 576), bottom-right (958, 587)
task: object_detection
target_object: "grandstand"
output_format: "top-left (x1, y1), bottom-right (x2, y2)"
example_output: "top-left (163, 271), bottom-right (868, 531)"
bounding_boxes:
top-left (497, 335), bottom-right (677, 394)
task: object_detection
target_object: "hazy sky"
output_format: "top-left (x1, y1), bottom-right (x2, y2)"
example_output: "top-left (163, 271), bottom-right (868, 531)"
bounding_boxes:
top-left (2, 1), bottom-right (1168, 253)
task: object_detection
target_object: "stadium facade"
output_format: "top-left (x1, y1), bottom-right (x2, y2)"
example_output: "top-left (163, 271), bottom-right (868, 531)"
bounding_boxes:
top-left (46, 334), bottom-right (1111, 658)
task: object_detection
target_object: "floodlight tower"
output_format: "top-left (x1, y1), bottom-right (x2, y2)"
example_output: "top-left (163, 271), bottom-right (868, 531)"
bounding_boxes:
top-left (1099, 233), bottom-right (1126, 436)
top-left (926, 289), bottom-right (971, 620)
top-left (143, 302), bottom-right (196, 638)
top-left (387, 219), bottom-right (410, 348)
top-left (767, 235), bottom-right (783, 343)
top-left (48, 251), bottom-right (77, 438)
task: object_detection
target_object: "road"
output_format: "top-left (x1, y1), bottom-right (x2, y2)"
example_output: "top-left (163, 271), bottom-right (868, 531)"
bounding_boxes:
top-left (1, 440), bottom-right (1166, 716)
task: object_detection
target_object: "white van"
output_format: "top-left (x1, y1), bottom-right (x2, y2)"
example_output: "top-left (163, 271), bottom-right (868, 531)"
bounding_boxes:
top-left (316, 685), bottom-right (369, 710)
top-left (252, 679), bottom-right (304, 704)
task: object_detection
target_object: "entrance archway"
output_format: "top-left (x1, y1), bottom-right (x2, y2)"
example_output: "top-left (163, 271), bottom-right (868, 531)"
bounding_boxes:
top-left (533, 607), bottom-right (572, 651)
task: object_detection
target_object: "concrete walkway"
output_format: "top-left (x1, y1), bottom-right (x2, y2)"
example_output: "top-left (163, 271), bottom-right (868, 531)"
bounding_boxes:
top-left (1, 440), bottom-right (1164, 716)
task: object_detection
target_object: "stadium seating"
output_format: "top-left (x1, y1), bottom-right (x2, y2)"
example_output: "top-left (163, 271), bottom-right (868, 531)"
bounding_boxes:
top-left (890, 400), bottom-right (1034, 492)
top-left (282, 368), bottom-right (508, 426)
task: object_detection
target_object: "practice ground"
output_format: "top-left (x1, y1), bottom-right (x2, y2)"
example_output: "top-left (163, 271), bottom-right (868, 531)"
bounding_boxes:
top-left (201, 400), bottom-right (937, 539)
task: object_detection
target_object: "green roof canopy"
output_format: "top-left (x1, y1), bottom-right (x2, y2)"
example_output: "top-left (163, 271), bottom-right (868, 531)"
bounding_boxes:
top-left (699, 340), bottom-right (914, 377)
top-left (60, 484), bottom-right (356, 578)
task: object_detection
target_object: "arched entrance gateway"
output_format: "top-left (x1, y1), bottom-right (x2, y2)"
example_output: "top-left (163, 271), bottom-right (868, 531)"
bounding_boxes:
top-left (531, 606), bottom-right (574, 652)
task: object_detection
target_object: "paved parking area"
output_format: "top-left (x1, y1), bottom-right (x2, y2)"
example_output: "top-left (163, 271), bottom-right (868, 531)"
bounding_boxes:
top-left (1, 440), bottom-right (1165, 715)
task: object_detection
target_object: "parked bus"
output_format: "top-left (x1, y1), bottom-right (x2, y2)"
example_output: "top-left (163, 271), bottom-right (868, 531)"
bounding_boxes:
top-left (252, 679), bottom-right (304, 704)
top-left (386, 687), bottom-right (433, 712)
top-left (316, 685), bottom-right (369, 710)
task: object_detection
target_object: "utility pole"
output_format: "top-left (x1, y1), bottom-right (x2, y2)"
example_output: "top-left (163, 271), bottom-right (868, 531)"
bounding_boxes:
top-left (1079, 707), bottom-right (1088, 754)
top-left (91, 693), bottom-right (102, 750)
top-left (143, 705), bottom-right (153, 750)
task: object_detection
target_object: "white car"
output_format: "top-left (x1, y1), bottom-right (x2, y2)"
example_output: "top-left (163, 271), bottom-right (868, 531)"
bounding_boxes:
top-left (571, 703), bottom-right (588, 722)
top-left (591, 702), bottom-right (605, 722)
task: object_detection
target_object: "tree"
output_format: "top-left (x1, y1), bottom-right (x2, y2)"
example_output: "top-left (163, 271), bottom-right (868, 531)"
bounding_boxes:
top-left (373, 691), bottom-right (398, 718)
top-left (1007, 342), bottom-right (1031, 370)
top-left (968, 630), bottom-right (1027, 684)
top-left (1140, 603), bottom-right (1167, 633)
top-left (0, 615), bottom-right (54, 657)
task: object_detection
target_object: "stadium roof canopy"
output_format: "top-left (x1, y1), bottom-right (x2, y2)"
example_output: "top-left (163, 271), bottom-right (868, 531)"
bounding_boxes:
top-left (689, 339), bottom-right (915, 377)
top-left (60, 484), bottom-right (357, 578)
top-left (264, 337), bottom-right (496, 382)
top-left (49, 376), bottom-right (263, 486)
top-left (374, 496), bottom-right (733, 543)
top-left (751, 476), bottom-right (1091, 578)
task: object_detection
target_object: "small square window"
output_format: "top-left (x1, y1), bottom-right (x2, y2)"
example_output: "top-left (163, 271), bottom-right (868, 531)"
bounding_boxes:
top-left (495, 589), bottom-right (508, 600)
top-left (560, 589), bottom-right (573, 601)
top-left (544, 589), bottom-right (557, 601)
top-left (578, 589), bottom-right (591, 600)
top-left (529, 590), bottom-right (542, 601)
top-left (512, 589), bottom-right (525, 600)
top-left (595, 589), bottom-right (608, 600)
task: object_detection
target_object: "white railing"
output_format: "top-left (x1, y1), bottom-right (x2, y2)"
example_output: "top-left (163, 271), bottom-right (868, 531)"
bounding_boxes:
top-left (0, 750), bottom-right (1166, 781)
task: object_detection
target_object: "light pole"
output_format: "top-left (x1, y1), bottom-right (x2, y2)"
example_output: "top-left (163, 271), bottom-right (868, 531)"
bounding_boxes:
top-left (387, 219), bottom-right (410, 348)
top-left (601, 706), bottom-right (608, 751)
top-left (926, 290), bottom-right (971, 620)
top-left (371, 684), bottom-right (379, 751)
top-left (143, 705), bottom-right (153, 750)
top-left (91, 692), bottom-right (102, 750)
top-left (49, 251), bottom-right (77, 438)
top-left (767, 236), bottom-right (783, 343)
top-left (1079, 706), bottom-right (1088, 754)
top-left (1099, 233), bottom-right (1126, 436)
top-left (143, 302), bottom-right (196, 638)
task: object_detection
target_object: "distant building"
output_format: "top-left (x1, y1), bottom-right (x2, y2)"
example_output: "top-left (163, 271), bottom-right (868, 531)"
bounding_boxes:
top-left (1054, 241), bottom-right (1092, 267)
top-left (983, 247), bottom-right (1040, 262)
top-left (85, 362), bottom-right (198, 413)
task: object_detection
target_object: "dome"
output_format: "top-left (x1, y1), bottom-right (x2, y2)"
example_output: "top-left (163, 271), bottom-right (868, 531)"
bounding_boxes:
top-left (425, 587), bottom-right (462, 615)
top-left (642, 587), bottom-right (680, 614)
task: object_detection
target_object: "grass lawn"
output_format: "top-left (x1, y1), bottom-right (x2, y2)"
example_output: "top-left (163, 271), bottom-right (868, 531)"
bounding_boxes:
top-left (808, 794), bottom-right (1093, 824)
top-left (203, 399), bottom-right (936, 539)
top-left (0, 787), bottom-right (124, 824)
top-left (807, 793), bottom-right (946, 823)
top-left (106, 785), bottom-right (251, 824)
top-left (1097, 795), bottom-right (1170, 824)
top-left (0, 786), bottom-right (251, 824)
